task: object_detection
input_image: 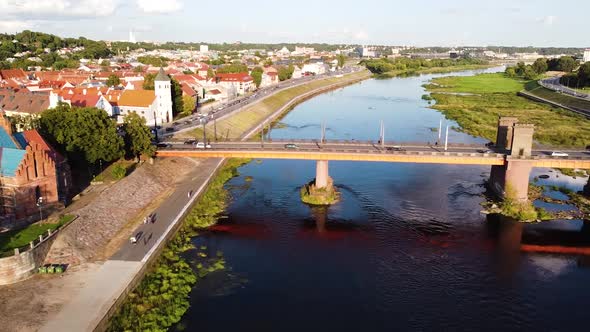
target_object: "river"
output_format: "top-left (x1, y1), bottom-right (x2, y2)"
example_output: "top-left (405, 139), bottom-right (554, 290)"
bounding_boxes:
top-left (173, 68), bottom-right (590, 332)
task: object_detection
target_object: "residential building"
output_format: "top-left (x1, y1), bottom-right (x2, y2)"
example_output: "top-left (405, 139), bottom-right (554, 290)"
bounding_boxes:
top-left (584, 49), bottom-right (590, 63)
top-left (214, 73), bottom-right (254, 95)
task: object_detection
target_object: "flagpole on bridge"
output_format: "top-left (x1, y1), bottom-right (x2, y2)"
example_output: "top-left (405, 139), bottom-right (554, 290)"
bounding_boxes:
top-left (444, 125), bottom-right (449, 151)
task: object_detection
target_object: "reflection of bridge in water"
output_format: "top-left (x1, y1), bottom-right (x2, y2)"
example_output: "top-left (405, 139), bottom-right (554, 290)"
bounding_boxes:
top-left (158, 117), bottom-right (590, 202)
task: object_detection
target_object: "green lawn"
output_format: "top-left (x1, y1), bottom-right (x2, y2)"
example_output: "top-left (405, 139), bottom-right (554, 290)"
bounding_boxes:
top-left (0, 215), bottom-right (75, 255)
top-left (426, 73), bottom-right (590, 147)
top-left (426, 73), bottom-right (526, 93)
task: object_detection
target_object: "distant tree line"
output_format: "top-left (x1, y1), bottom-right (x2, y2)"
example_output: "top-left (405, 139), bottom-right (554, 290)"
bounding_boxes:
top-left (362, 57), bottom-right (487, 74)
top-left (505, 56), bottom-right (579, 80)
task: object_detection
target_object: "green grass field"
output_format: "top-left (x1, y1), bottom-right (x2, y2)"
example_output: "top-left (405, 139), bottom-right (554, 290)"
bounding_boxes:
top-left (426, 73), bottom-right (590, 147)
top-left (427, 73), bottom-right (525, 93)
top-left (0, 215), bottom-right (75, 255)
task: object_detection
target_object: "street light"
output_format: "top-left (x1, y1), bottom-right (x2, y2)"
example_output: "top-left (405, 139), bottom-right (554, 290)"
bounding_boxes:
top-left (153, 110), bottom-right (159, 142)
top-left (36, 197), bottom-right (43, 221)
top-left (199, 116), bottom-right (208, 144)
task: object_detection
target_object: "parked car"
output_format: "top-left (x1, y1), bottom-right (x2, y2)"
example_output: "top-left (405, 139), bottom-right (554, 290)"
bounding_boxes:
top-left (284, 143), bottom-right (299, 150)
top-left (156, 143), bottom-right (170, 148)
top-left (165, 127), bottom-right (175, 132)
top-left (551, 151), bottom-right (569, 157)
top-left (184, 120), bottom-right (191, 125)
top-left (195, 142), bottom-right (211, 149)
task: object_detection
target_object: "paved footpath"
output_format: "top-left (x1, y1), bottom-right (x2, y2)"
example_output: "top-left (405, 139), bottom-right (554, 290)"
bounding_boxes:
top-left (40, 158), bottom-right (223, 332)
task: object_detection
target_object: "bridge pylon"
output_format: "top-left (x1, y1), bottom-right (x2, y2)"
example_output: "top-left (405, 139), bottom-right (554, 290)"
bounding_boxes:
top-left (490, 118), bottom-right (535, 202)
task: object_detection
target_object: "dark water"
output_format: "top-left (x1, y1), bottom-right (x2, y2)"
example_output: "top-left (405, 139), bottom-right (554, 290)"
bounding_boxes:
top-left (174, 68), bottom-right (590, 332)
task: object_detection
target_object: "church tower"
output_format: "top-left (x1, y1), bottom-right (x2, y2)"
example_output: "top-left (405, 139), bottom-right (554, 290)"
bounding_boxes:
top-left (154, 68), bottom-right (173, 124)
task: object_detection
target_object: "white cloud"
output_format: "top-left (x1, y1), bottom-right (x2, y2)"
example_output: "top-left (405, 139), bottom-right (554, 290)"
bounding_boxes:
top-left (0, 0), bottom-right (120, 17)
top-left (353, 30), bottom-right (369, 40)
top-left (539, 15), bottom-right (556, 26)
top-left (136, 0), bottom-right (182, 13)
top-left (0, 20), bottom-right (35, 33)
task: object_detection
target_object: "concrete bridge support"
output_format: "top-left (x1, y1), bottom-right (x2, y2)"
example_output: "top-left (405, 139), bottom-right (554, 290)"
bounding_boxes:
top-left (490, 160), bottom-right (534, 202)
top-left (490, 118), bottom-right (535, 202)
top-left (315, 160), bottom-right (329, 189)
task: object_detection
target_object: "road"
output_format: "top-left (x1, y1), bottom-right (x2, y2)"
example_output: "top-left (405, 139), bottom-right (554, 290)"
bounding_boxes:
top-left (540, 76), bottom-right (590, 100)
top-left (156, 66), bottom-right (364, 139)
top-left (110, 158), bottom-right (222, 262)
top-left (160, 140), bottom-right (590, 160)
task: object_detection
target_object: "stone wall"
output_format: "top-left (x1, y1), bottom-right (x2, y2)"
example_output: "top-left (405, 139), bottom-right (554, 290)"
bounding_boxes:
top-left (0, 229), bottom-right (58, 285)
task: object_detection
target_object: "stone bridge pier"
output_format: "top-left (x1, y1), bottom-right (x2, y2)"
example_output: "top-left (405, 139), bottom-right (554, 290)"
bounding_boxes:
top-left (315, 160), bottom-right (329, 188)
top-left (489, 117), bottom-right (534, 202)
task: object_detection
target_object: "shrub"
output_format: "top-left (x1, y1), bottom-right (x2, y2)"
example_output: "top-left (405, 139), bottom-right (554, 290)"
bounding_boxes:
top-left (111, 164), bottom-right (127, 180)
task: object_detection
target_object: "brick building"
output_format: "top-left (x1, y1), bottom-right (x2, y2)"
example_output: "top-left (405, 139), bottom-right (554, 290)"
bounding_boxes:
top-left (0, 114), bottom-right (71, 223)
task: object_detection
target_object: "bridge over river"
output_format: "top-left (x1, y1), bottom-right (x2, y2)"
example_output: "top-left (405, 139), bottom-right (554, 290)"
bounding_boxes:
top-left (157, 117), bottom-right (590, 202)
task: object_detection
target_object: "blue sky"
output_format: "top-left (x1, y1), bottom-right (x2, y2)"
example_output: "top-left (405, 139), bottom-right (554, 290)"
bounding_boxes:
top-left (0, 0), bottom-right (587, 46)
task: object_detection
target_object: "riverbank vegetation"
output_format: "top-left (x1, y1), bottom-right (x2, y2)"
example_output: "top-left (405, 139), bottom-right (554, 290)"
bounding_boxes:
top-left (361, 57), bottom-right (490, 78)
top-left (300, 179), bottom-right (340, 206)
top-left (108, 159), bottom-right (249, 331)
top-left (425, 73), bottom-right (590, 147)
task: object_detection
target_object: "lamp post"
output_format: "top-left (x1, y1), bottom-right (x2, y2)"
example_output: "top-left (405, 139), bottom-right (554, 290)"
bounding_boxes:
top-left (36, 197), bottom-right (43, 221)
top-left (200, 116), bottom-right (207, 144)
top-left (153, 110), bottom-right (159, 142)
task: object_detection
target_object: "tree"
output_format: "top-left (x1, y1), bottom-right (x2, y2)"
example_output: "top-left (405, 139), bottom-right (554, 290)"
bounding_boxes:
top-left (532, 58), bottom-right (548, 75)
top-left (578, 62), bottom-right (590, 86)
top-left (101, 59), bottom-right (109, 67)
top-left (171, 78), bottom-right (184, 116)
top-left (106, 74), bottom-right (120, 87)
top-left (133, 65), bottom-right (144, 73)
top-left (207, 67), bottom-right (215, 79)
top-left (143, 73), bottom-right (155, 90)
top-left (251, 67), bottom-right (263, 87)
top-left (505, 66), bottom-right (517, 78)
top-left (515, 62), bottom-right (526, 76)
top-left (123, 112), bottom-right (156, 160)
top-left (39, 103), bottom-right (124, 165)
top-left (216, 63), bottom-right (248, 74)
top-left (337, 54), bottom-right (346, 69)
top-left (182, 95), bottom-right (196, 114)
top-left (523, 65), bottom-right (538, 80)
top-left (557, 56), bottom-right (577, 72)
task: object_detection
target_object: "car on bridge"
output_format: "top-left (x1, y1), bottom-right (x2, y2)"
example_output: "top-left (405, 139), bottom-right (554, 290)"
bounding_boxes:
top-left (196, 142), bottom-right (211, 149)
top-left (184, 139), bottom-right (196, 145)
top-left (284, 143), bottom-right (299, 150)
top-left (551, 151), bottom-right (569, 157)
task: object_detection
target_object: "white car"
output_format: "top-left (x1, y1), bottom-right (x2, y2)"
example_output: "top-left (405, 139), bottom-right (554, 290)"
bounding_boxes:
top-left (551, 151), bottom-right (568, 157)
top-left (195, 142), bottom-right (212, 149)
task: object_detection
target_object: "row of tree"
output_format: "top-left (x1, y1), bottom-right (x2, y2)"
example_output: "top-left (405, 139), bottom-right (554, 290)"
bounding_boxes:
top-left (38, 104), bottom-right (155, 168)
top-left (362, 57), bottom-right (487, 74)
top-left (505, 56), bottom-right (579, 80)
top-left (560, 62), bottom-right (590, 88)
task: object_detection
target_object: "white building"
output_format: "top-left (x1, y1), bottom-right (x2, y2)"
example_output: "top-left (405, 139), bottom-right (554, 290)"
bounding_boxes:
top-left (200, 45), bottom-right (209, 53)
top-left (301, 63), bottom-right (328, 75)
top-left (214, 73), bottom-right (254, 95)
top-left (584, 49), bottom-right (590, 63)
top-left (117, 68), bottom-right (173, 124)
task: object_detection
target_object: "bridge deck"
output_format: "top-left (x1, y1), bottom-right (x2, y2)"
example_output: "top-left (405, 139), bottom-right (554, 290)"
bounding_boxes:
top-left (157, 149), bottom-right (506, 165)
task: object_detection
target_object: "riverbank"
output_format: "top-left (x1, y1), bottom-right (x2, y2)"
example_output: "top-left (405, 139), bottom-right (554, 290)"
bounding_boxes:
top-left (177, 70), bottom-right (371, 140)
top-left (425, 73), bottom-right (590, 147)
top-left (107, 159), bottom-right (248, 331)
top-left (376, 64), bottom-right (494, 79)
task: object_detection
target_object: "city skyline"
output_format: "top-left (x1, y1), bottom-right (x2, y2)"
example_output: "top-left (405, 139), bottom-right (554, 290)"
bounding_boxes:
top-left (0, 0), bottom-right (588, 47)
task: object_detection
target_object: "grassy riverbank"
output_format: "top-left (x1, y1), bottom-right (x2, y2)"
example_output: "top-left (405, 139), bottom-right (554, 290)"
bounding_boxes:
top-left (425, 73), bottom-right (590, 147)
top-left (178, 70), bottom-right (370, 140)
top-left (108, 159), bottom-right (249, 331)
